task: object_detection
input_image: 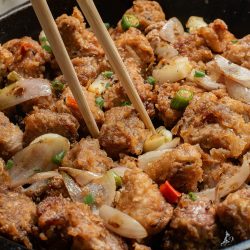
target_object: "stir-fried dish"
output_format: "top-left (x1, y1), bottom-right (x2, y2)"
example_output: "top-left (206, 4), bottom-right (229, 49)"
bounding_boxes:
top-left (0, 1), bottom-right (250, 249)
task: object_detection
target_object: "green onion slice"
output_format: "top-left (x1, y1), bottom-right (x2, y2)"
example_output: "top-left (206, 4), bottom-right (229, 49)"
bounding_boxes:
top-left (188, 192), bottom-right (197, 201)
top-left (110, 171), bottom-right (122, 187)
top-left (95, 96), bottom-right (104, 109)
top-left (194, 70), bottom-right (205, 78)
top-left (51, 80), bottom-right (65, 92)
top-left (42, 45), bottom-right (52, 53)
top-left (231, 40), bottom-right (238, 44)
top-left (52, 151), bottom-right (66, 165)
top-left (102, 71), bottom-right (113, 79)
top-left (170, 89), bottom-right (193, 110)
top-left (146, 76), bottom-right (156, 86)
top-left (83, 193), bottom-right (95, 205)
top-left (5, 159), bottom-right (14, 170)
top-left (120, 101), bottom-right (132, 106)
top-left (121, 14), bottom-right (140, 30)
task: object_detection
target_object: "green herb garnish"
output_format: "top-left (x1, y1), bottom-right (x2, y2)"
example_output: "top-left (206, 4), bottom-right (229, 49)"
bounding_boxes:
top-left (52, 151), bottom-right (66, 165)
top-left (5, 159), bottom-right (14, 170)
top-left (95, 96), bottom-right (104, 109)
top-left (40, 37), bottom-right (48, 43)
top-left (121, 14), bottom-right (140, 30)
top-left (146, 76), bottom-right (156, 86)
top-left (170, 89), bottom-right (193, 110)
top-left (188, 192), bottom-right (197, 201)
top-left (110, 171), bottom-right (122, 187)
top-left (83, 193), bottom-right (95, 205)
top-left (51, 80), bottom-right (65, 92)
top-left (42, 45), bottom-right (52, 53)
top-left (105, 83), bottom-right (111, 89)
top-left (120, 101), bottom-right (132, 106)
top-left (102, 71), bottom-right (113, 79)
top-left (231, 40), bottom-right (238, 44)
top-left (194, 70), bottom-right (205, 78)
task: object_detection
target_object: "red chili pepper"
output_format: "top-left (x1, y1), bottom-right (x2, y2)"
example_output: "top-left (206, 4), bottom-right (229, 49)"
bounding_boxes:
top-left (160, 181), bottom-right (181, 204)
top-left (66, 96), bottom-right (78, 110)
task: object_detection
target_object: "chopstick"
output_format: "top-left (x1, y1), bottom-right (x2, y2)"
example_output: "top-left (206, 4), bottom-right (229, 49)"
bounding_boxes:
top-left (30, 0), bottom-right (99, 138)
top-left (77, 0), bottom-right (156, 134)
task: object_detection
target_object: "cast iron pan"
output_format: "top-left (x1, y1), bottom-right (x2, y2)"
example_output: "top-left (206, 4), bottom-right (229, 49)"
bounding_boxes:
top-left (0, 0), bottom-right (250, 249)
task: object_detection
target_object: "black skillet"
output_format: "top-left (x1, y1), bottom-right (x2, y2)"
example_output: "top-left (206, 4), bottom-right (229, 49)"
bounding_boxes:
top-left (0, 0), bottom-right (250, 249)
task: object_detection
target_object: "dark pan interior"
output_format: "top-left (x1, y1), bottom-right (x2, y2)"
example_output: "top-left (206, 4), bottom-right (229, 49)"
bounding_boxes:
top-left (0, 0), bottom-right (250, 249)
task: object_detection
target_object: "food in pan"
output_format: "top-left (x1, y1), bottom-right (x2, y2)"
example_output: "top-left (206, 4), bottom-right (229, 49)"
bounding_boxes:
top-left (0, 1), bottom-right (250, 249)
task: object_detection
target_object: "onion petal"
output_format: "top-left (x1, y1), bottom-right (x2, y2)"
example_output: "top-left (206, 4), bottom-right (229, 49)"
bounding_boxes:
top-left (214, 55), bottom-right (250, 88)
top-left (215, 153), bottom-right (250, 202)
top-left (156, 137), bottom-right (180, 150)
top-left (225, 78), bottom-right (250, 104)
top-left (99, 205), bottom-right (148, 239)
top-left (138, 149), bottom-right (172, 170)
top-left (160, 17), bottom-right (184, 43)
top-left (61, 171), bottom-right (84, 202)
top-left (109, 167), bottom-right (128, 178)
top-left (9, 134), bottom-right (70, 188)
top-left (196, 188), bottom-right (215, 201)
top-left (0, 78), bottom-right (51, 110)
top-left (59, 167), bottom-right (101, 187)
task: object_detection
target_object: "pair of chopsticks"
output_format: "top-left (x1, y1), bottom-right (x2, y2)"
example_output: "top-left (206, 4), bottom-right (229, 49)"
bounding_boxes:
top-left (30, 0), bottom-right (156, 137)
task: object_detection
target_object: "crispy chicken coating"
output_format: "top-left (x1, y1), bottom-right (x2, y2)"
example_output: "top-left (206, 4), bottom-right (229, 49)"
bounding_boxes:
top-left (217, 187), bottom-right (250, 241)
top-left (143, 143), bottom-right (203, 192)
top-left (115, 168), bottom-right (173, 235)
top-left (0, 111), bottom-right (23, 160)
top-left (62, 137), bottom-right (114, 174)
top-left (3, 37), bottom-right (50, 78)
top-left (99, 106), bottom-right (151, 158)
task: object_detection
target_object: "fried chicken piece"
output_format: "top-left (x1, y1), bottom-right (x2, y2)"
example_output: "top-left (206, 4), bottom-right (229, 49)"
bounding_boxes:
top-left (56, 7), bottom-right (104, 58)
top-left (23, 109), bottom-right (79, 145)
top-left (62, 137), bottom-right (114, 174)
top-left (3, 37), bottom-right (50, 78)
top-left (0, 45), bottom-right (14, 82)
top-left (37, 196), bottom-right (128, 250)
top-left (55, 86), bottom-right (104, 127)
top-left (125, 0), bottom-right (165, 30)
top-left (0, 111), bottom-right (23, 160)
top-left (115, 27), bottom-right (154, 70)
top-left (217, 187), bottom-right (250, 241)
top-left (115, 168), bottom-right (173, 235)
top-left (163, 195), bottom-right (223, 250)
top-left (99, 106), bottom-right (151, 158)
top-left (0, 190), bottom-right (36, 249)
top-left (198, 19), bottom-right (235, 53)
top-left (143, 143), bottom-right (203, 193)
top-left (173, 92), bottom-right (250, 160)
top-left (174, 33), bottom-right (213, 63)
top-left (155, 82), bottom-right (203, 128)
top-left (223, 34), bottom-right (250, 69)
top-left (103, 58), bottom-right (156, 117)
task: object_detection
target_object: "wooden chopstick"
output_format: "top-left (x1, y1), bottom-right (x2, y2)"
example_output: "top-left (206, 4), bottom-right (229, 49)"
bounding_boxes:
top-left (77, 0), bottom-right (156, 134)
top-left (30, 0), bottom-right (99, 138)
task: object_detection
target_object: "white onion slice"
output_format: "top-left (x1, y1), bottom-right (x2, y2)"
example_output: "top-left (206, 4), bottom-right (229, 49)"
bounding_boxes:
top-left (155, 44), bottom-right (178, 59)
top-left (99, 205), bottom-right (148, 239)
top-left (61, 171), bottom-right (84, 202)
top-left (0, 78), bottom-right (51, 110)
top-left (9, 134), bottom-right (70, 188)
top-left (23, 179), bottom-right (48, 196)
top-left (138, 149), bottom-right (172, 170)
top-left (110, 167), bottom-right (128, 177)
top-left (59, 167), bottom-right (101, 187)
top-left (13, 171), bottom-right (60, 188)
top-left (190, 70), bottom-right (224, 90)
top-left (88, 74), bottom-right (111, 95)
top-left (225, 79), bottom-right (250, 104)
top-left (196, 188), bottom-right (216, 201)
top-left (156, 137), bottom-right (180, 151)
top-left (186, 16), bottom-right (208, 33)
top-left (215, 153), bottom-right (250, 202)
top-left (214, 55), bottom-right (250, 88)
top-left (160, 17), bottom-right (184, 43)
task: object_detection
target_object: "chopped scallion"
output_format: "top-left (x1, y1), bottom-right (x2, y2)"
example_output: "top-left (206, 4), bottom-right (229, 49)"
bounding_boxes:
top-left (170, 89), bottom-right (193, 110)
top-left (95, 96), bottom-right (104, 109)
top-left (42, 44), bottom-right (52, 53)
top-left (188, 192), bottom-right (197, 201)
top-left (146, 76), bottom-right (156, 86)
top-left (121, 14), bottom-right (140, 30)
top-left (231, 40), bottom-right (238, 44)
top-left (51, 80), bottom-right (65, 92)
top-left (40, 37), bottom-right (48, 43)
top-left (110, 171), bottom-right (122, 187)
top-left (83, 193), bottom-right (95, 205)
top-left (102, 71), bottom-right (113, 79)
top-left (105, 83), bottom-right (111, 89)
top-left (52, 151), bottom-right (65, 165)
top-left (5, 159), bottom-right (14, 170)
top-left (194, 70), bottom-right (205, 78)
top-left (120, 101), bottom-right (132, 106)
